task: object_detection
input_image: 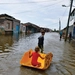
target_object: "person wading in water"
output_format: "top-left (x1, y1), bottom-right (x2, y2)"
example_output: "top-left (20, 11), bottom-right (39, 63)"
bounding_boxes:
top-left (38, 29), bottom-right (45, 53)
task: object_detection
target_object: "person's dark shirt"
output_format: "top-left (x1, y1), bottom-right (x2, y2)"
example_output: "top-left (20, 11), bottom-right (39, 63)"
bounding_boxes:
top-left (38, 35), bottom-right (44, 46)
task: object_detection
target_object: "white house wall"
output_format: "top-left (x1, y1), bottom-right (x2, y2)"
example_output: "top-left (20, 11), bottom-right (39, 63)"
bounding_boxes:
top-left (20, 24), bottom-right (26, 33)
top-left (69, 19), bottom-right (74, 26)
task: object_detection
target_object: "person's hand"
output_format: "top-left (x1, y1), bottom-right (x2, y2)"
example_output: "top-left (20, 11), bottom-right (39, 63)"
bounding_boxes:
top-left (42, 55), bottom-right (45, 59)
top-left (29, 51), bottom-right (32, 58)
top-left (29, 51), bottom-right (31, 55)
top-left (42, 57), bottom-right (45, 59)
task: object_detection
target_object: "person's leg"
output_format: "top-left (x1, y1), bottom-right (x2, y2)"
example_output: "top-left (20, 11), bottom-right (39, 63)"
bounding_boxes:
top-left (60, 36), bottom-right (61, 41)
top-left (41, 45), bottom-right (44, 53)
top-left (37, 62), bottom-right (41, 67)
top-left (38, 44), bottom-right (41, 52)
top-left (41, 46), bottom-right (43, 53)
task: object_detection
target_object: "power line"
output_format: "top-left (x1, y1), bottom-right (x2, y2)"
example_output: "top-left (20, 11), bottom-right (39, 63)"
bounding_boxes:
top-left (43, 0), bottom-right (63, 7)
top-left (60, 7), bottom-right (69, 21)
top-left (0, 0), bottom-right (59, 4)
top-left (49, 8), bottom-right (69, 29)
top-left (10, 0), bottom-right (64, 14)
top-left (0, 0), bottom-right (64, 5)
top-left (12, 11), bottom-right (32, 14)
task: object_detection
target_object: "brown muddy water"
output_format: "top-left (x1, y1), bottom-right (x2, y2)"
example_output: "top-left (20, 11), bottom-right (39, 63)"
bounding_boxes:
top-left (0, 32), bottom-right (75, 75)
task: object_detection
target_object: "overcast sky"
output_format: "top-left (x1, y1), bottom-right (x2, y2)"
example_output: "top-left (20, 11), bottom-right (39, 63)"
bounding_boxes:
top-left (0, 0), bottom-right (75, 30)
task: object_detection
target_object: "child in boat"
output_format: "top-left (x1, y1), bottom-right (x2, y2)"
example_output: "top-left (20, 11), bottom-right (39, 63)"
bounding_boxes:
top-left (29, 46), bottom-right (44, 67)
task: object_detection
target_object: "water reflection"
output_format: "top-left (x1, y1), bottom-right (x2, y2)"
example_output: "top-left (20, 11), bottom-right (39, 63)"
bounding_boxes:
top-left (61, 42), bottom-right (75, 67)
top-left (0, 33), bottom-right (35, 53)
top-left (19, 66), bottom-right (48, 75)
top-left (0, 32), bottom-right (75, 75)
top-left (13, 33), bottom-right (19, 42)
top-left (55, 42), bottom-right (75, 75)
top-left (0, 33), bottom-right (20, 52)
top-left (0, 35), bottom-right (13, 52)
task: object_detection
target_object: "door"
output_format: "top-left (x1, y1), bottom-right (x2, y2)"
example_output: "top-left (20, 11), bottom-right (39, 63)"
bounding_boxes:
top-left (16, 25), bottom-right (20, 33)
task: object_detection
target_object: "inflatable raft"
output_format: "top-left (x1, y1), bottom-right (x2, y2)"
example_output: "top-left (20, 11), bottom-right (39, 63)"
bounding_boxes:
top-left (20, 49), bottom-right (53, 70)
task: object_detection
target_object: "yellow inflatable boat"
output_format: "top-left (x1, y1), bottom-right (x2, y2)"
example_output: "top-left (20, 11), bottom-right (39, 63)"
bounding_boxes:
top-left (20, 49), bottom-right (53, 70)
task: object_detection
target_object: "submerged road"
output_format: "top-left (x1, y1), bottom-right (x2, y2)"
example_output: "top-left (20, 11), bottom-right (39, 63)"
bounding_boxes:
top-left (0, 32), bottom-right (75, 75)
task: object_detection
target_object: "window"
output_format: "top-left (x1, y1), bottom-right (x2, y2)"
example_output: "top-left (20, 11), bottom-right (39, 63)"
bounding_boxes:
top-left (6, 23), bottom-right (10, 29)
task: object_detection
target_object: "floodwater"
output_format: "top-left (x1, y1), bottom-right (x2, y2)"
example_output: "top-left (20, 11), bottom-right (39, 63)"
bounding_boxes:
top-left (0, 32), bottom-right (75, 75)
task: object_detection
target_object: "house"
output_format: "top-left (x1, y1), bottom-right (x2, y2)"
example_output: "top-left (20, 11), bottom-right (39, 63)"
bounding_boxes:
top-left (20, 23), bottom-right (26, 33)
top-left (22, 22), bottom-right (40, 34)
top-left (21, 22), bottom-right (52, 34)
top-left (62, 8), bottom-right (75, 39)
top-left (40, 27), bottom-right (53, 32)
top-left (69, 8), bottom-right (75, 39)
top-left (0, 14), bottom-right (20, 35)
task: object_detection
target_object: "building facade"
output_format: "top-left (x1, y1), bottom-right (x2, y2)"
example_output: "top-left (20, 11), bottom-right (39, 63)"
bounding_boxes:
top-left (0, 14), bottom-right (20, 35)
top-left (69, 8), bottom-right (75, 39)
top-left (23, 22), bottom-right (40, 34)
top-left (20, 23), bottom-right (26, 33)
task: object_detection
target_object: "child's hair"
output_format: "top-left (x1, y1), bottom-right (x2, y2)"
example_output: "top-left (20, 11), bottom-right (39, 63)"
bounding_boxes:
top-left (35, 46), bottom-right (40, 52)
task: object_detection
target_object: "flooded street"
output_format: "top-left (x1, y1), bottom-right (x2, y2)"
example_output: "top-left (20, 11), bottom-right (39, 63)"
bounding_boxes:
top-left (0, 32), bottom-right (75, 75)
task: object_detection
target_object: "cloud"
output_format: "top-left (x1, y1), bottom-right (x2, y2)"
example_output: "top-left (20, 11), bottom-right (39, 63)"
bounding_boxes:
top-left (0, 0), bottom-right (74, 30)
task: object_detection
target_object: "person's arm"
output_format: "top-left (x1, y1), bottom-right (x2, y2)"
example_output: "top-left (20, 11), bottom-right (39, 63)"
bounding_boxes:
top-left (39, 54), bottom-right (44, 59)
top-left (29, 51), bottom-right (32, 58)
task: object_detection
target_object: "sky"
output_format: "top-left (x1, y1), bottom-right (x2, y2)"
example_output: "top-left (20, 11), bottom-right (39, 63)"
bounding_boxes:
top-left (0, 0), bottom-right (75, 30)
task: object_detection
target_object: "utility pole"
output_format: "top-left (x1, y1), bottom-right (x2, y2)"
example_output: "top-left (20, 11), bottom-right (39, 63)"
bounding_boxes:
top-left (65, 0), bottom-right (73, 42)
